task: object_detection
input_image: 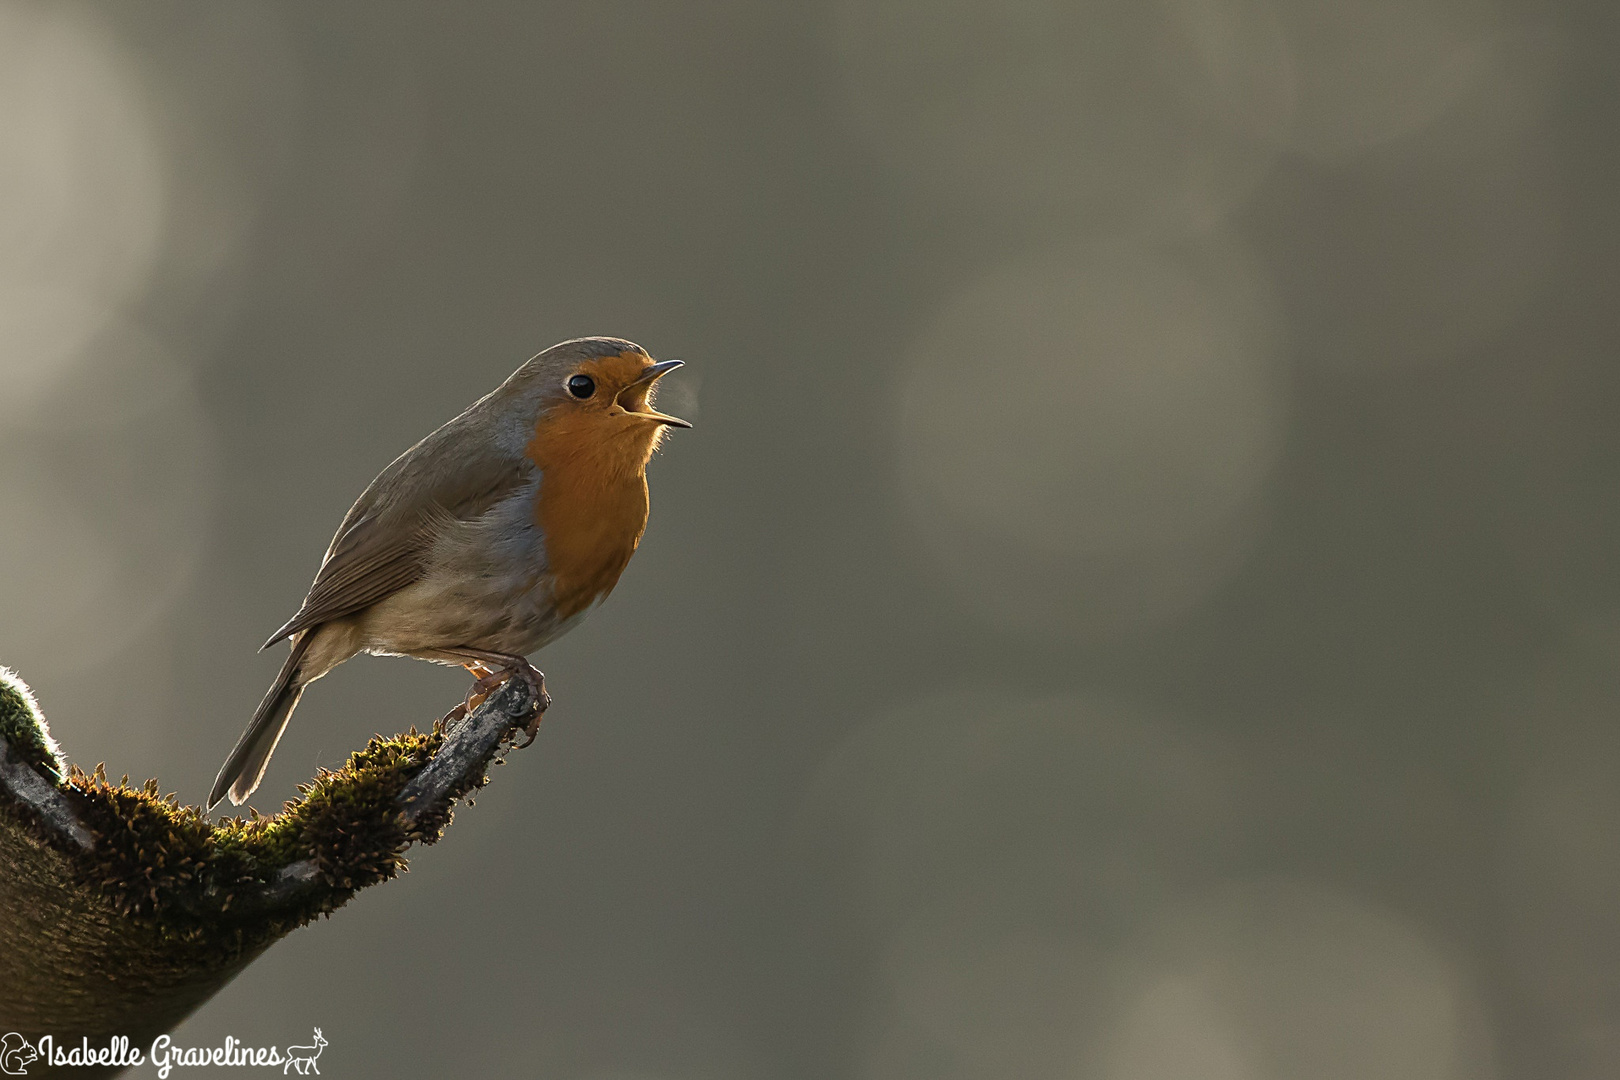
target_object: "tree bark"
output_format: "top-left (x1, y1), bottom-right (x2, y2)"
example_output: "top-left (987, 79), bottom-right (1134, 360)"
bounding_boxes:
top-left (0, 671), bottom-right (542, 1078)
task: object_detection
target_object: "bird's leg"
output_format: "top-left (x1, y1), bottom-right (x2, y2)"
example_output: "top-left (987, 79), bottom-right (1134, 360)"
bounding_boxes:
top-left (440, 662), bottom-right (498, 728)
top-left (439, 647), bottom-right (550, 746)
top-left (462, 662), bottom-right (498, 711)
top-left (463, 665), bottom-right (511, 712)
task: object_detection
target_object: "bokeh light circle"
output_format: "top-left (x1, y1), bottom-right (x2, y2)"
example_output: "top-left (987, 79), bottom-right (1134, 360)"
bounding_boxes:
top-left (0, 318), bottom-right (219, 678)
top-left (0, 1), bottom-right (165, 418)
top-left (896, 238), bottom-right (1285, 640)
top-left (1277, 0), bottom-right (1504, 162)
top-left (1099, 879), bottom-right (1496, 1080)
top-left (796, 691), bottom-right (1246, 937)
top-left (834, 0), bottom-right (1293, 233)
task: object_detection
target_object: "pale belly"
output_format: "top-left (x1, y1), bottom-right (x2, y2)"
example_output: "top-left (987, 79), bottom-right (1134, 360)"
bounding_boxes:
top-left (352, 567), bottom-right (588, 660)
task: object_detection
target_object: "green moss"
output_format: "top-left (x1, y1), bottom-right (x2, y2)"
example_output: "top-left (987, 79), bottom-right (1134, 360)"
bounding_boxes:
top-left (0, 661), bottom-right (512, 960)
top-left (44, 723), bottom-right (484, 960)
top-left (0, 667), bottom-right (64, 779)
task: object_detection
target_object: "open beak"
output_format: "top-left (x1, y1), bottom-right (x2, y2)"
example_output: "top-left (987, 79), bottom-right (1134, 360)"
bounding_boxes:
top-left (619, 359), bottom-right (692, 428)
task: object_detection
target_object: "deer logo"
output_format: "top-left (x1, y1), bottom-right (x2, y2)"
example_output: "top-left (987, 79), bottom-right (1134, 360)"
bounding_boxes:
top-left (283, 1027), bottom-right (327, 1075)
top-left (0, 1034), bottom-right (36, 1076)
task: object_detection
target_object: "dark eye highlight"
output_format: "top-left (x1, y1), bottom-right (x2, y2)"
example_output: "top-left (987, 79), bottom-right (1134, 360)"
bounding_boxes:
top-left (566, 374), bottom-right (595, 399)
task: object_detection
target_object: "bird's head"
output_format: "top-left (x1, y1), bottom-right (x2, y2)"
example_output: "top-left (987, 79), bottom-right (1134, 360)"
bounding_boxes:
top-left (515, 337), bottom-right (690, 473)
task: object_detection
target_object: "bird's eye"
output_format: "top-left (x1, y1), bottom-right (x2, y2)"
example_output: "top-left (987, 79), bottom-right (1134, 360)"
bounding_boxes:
top-left (566, 374), bottom-right (595, 399)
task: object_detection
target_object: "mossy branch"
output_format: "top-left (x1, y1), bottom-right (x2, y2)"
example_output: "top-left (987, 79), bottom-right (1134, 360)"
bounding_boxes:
top-left (0, 667), bottom-right (541, 1075)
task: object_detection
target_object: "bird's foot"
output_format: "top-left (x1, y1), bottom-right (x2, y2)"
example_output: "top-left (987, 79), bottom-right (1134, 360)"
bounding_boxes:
top-left (447, 649), bottom-right (549, 746)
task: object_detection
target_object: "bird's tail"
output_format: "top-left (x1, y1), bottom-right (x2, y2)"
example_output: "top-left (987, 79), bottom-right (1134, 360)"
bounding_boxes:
top-left (208, 633), bottom-right (312, 810)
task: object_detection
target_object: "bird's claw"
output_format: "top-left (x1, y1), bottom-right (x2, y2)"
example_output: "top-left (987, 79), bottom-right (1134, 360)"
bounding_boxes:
top-left (514, 677), bottom-right (549, 748)
top-left (440, 701), bottom-right (469, 729)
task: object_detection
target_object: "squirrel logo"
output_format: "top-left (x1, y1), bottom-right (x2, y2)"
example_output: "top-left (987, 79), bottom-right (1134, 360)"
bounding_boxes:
top-left (283, 1027), bottom-right (327, 1076)
top-left (0, 1034), bottom-right (36, 1076)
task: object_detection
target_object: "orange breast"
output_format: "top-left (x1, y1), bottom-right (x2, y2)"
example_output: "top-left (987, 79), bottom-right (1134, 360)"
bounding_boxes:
top-left (525, 409), bottom-right (653, 620)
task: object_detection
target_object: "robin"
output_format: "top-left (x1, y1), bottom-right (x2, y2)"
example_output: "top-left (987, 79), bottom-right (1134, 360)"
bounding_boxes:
top-left (207, 336), bottom-right (689, 809)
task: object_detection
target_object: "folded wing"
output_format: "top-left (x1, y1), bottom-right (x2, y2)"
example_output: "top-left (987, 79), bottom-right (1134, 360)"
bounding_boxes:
top-left (263, 432), bottom-right (533, 648)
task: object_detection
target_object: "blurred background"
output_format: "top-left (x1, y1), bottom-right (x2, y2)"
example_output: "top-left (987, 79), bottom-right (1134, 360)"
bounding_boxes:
top-left (0, 0), bottom-right (1615, 1077)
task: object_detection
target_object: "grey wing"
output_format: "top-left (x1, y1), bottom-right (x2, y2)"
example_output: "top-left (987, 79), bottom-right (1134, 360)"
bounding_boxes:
top-left (262, 432), bottom-right (532, 649)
